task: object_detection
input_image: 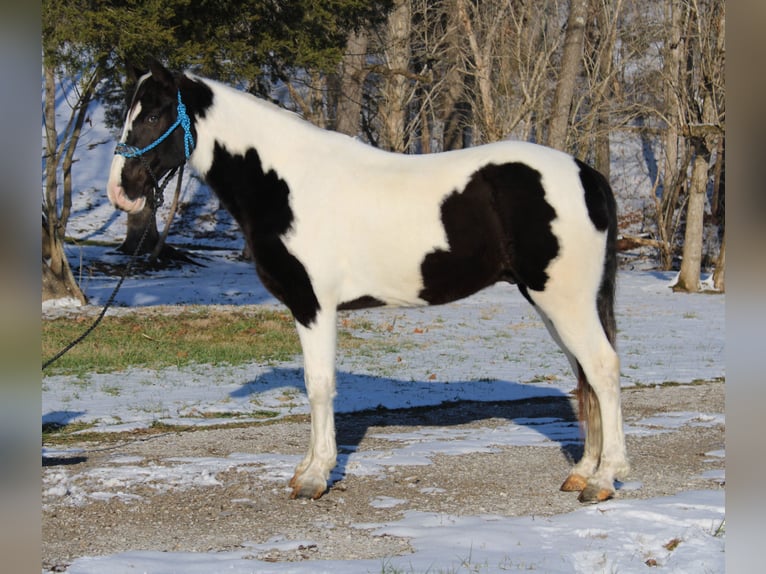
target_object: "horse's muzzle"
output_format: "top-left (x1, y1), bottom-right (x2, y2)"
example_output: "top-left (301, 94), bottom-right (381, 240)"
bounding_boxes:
top-left (107, 181), bottom-right (147, 214)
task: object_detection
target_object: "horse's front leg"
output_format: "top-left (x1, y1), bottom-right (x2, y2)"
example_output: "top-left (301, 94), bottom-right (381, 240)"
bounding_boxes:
top-left (289, 306), bottom-right (338, 499)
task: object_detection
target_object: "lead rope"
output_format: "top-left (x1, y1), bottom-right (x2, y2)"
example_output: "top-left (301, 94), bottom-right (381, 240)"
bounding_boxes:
top-left (44, 89), bottom-right (195, 371)
top-left (42, 165), bottom-right (180, 371)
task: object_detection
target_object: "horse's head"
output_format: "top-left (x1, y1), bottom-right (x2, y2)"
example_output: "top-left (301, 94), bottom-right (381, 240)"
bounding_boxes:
top-left (107, 59), bottom-right (196, 214)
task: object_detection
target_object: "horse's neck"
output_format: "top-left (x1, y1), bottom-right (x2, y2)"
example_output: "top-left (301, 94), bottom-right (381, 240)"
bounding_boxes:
top-left (190, 78), bottom-right (318, 175)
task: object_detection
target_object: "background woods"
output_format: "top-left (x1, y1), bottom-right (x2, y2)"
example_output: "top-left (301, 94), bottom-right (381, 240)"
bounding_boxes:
top-left (42, 0), bottom-right (725, 300)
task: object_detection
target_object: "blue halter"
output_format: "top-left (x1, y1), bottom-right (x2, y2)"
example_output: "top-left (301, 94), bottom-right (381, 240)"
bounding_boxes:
top-left (115, 91), bottom-right (195, 159)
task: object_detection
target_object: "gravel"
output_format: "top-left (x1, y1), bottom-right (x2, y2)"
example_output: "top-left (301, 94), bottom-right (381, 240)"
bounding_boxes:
top-left (42, 380), bottom-right (724, 572)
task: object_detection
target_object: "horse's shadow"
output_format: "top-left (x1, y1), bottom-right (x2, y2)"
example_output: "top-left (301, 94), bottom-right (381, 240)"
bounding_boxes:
top-left (42, 411), bottom-right (89, 467)
top-left (232, 368), bottom-right (583, 485)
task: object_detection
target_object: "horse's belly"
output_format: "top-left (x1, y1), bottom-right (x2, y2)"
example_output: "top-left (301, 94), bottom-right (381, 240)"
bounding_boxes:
top-left (338, 265), bottom-right (430, 309)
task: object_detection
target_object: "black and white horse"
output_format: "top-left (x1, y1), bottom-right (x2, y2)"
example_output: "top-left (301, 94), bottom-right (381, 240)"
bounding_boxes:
top-left (107, 60), bottom-right (629, 503)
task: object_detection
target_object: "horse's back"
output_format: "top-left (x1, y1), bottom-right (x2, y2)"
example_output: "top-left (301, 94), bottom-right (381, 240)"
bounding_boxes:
top-left (288, 140), bottom-right (610, 310)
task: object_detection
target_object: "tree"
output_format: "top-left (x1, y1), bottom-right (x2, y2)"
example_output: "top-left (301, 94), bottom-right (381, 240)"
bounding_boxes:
top-left (674, 0), bottom-right (725, 292)
top-left (42, 3), bottom-right (104, 303)
top-left (547, 0), bottom-right (589, 151)
top-left (329, 29), bottom-right (370, 136)
top-left (42, 0), bottom-right (184, 293)
top-left (406, 0), bottom-right (562, 150)
top-left (43, 0), bottom-right (394, 280)
top-left (378, 0), bottom-right (413, 151)
top-left (656, 0), bottom-right (687, 270)
top-left (574, 0), bottom-right (625, 177)
top-left (42, 66), bottom-right (87, 302)
top-left (455, 0), bottom-right (507, 143)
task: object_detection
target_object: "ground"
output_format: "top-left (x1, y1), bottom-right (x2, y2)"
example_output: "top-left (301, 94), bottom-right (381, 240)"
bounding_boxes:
top-left (42, 380), bottom-right (724, 572)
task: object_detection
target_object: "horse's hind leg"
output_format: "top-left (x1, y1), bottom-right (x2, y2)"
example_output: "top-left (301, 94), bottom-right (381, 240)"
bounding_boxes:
top-left (289, 306), bottom-right (338, 499)
top-left (535, 309), bottom-right (602, 493)
top-left (530, 293), bottom-right (629, 502)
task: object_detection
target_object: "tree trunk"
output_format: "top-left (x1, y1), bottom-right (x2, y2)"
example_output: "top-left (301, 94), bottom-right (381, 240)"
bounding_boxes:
top-left (674, 139), bottom-right (709, 292)
top-left (456, 0), bottom-right (501, 143)
top-left (712, 227), bottom-right (725, 291)
top-left (380, 0), bottom-right (411, 152)
top-left (674, 0), bottom-right (724, 292)
top-left (710, 135), bottom-right (725, 222)
top-left (547, 0), bottom-right (589, 151)
top-left (440, 5), bottom-right (469, 151)
top-left (118, 203), bottom-right (160, 256)
top-left (42, 63), bottom-right (86, 305)
top-left (333, 29), bottom-right (369, 137)
top-left (659, 0), bottom-right (685, 270)
top-left (117, 182), bottom-right (196, 264)
top-left (150, 166), bottom-right (184, 261)
top-left (590, 0), bottom-right (623, 179)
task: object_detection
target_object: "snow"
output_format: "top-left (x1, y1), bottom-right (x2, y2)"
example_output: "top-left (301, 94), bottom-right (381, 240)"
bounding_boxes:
top-left (51, 491), bottom-right (725, 574)
top-left (42, 268), bottom-right (724, 436)
top-left (42, 88), bottom-right (725, 573)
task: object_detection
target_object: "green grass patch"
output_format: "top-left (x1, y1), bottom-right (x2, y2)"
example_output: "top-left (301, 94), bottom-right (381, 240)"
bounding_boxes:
top-left (42, 307), bottom-right (303, 376)
top-left (43, 306), bottom-right (388, 376)
top-left (180, 409), bottom-right (280, 420)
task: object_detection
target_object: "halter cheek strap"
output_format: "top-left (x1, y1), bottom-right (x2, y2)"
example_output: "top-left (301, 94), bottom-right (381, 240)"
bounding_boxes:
top-left (115, 91), bottom-right (195, 159)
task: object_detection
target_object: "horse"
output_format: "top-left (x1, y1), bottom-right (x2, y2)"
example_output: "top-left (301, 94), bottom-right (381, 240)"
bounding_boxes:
top-left (107, 59), bottom-right (629, 503)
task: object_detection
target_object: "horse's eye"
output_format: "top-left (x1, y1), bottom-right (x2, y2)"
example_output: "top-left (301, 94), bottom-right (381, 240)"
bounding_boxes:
top-left (147, 114), bottom-right (160, 124)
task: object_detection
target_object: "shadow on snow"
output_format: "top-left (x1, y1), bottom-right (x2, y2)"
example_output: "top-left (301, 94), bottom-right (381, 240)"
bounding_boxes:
top-left (231, 367), bottom-right (582, 485)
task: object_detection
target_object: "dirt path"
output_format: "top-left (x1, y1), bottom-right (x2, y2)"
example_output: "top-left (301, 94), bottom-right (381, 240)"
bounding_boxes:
top-left (42, 381), bottom-right (724, 572)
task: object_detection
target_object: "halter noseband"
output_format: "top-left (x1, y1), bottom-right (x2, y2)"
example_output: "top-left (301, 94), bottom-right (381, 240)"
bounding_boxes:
top-left (115, 90), bottom-right (195, 160)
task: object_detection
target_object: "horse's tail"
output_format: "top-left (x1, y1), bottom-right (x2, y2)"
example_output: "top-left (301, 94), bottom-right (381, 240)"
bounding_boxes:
top-left (597, 173), bottom-right (618, 349)
top-left (578, 164), bottom-right (618, 426)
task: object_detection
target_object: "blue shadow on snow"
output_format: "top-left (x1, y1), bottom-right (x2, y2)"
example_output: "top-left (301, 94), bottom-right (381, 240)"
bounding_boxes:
top-left (231, 367), bottom-right (582, 488)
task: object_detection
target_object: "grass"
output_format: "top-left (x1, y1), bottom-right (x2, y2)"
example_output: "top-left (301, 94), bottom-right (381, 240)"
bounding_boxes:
top-left (42, 306), bottom-right (393, 376)
top-left (376, 551), bottom-right (540, 573)
top-left (42, 412), bottom-right (312, 446)
top-left (630, 376), bottom-right (724, 389)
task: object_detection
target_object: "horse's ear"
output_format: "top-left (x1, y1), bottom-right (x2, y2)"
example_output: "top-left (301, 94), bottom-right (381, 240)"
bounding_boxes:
top-left (147, 58), bottom-right (175, 89)
top-left (127, 65), bottom-right (146, 82)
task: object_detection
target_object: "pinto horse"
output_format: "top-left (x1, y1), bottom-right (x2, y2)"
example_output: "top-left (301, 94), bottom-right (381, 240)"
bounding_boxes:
top-left (107, 60), bottom-right (629, 503)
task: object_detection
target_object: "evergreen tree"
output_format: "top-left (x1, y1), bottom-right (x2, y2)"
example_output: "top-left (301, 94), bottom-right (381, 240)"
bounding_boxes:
top-left (42, 0), bottom-right (392, 280)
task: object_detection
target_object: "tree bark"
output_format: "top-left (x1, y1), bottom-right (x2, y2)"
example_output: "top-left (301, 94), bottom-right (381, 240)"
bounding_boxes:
top-left (380, 0), bottom-right (412, 152)
top-left (590, 0), bottom-right (623, 179)
top-left (440, 3), bottom-right (469, 151)
top-left (150, 166), bottom-right (184, 262)
top-left (712, 227), bottom-right (725, 291)
top-left (674, 138), bottom-right (710, 292)
top-left (659, 0), bottom-right (685, 270)
top-left (674, 0), bottom-right (724, 292)
top-left (456, 0), bottom-right (499, 143)
top-left (547, 0), bottom-right (589, 151)
top-left (333, 29), bottom-right (369, 137)
top-left (118, 203), bottom-right (160, 256)
top-left (42, 63), bottom-right (86, 304)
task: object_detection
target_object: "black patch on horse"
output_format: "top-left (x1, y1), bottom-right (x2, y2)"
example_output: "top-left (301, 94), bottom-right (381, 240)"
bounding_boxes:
top-left (576, 159), bottom-right (610, 232)
top-left (338, 296), bottom-right (387, 310)
top-left (205, 143), bottom-right (320, 327)
top-left (419, 162), bottom-right (559, 304)
top-left (178, 75), bottom-right (215, 121)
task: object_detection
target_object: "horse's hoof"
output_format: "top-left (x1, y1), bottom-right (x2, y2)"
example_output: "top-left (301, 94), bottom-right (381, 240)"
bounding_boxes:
top-left (578, 483), bottom-right (614, 503)
top-left (288, 475), bottom-right (327, 500)
top-left (289, 484), bottom-right (326, 500)
top-left (560, 474), bottom-right (588, 492)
